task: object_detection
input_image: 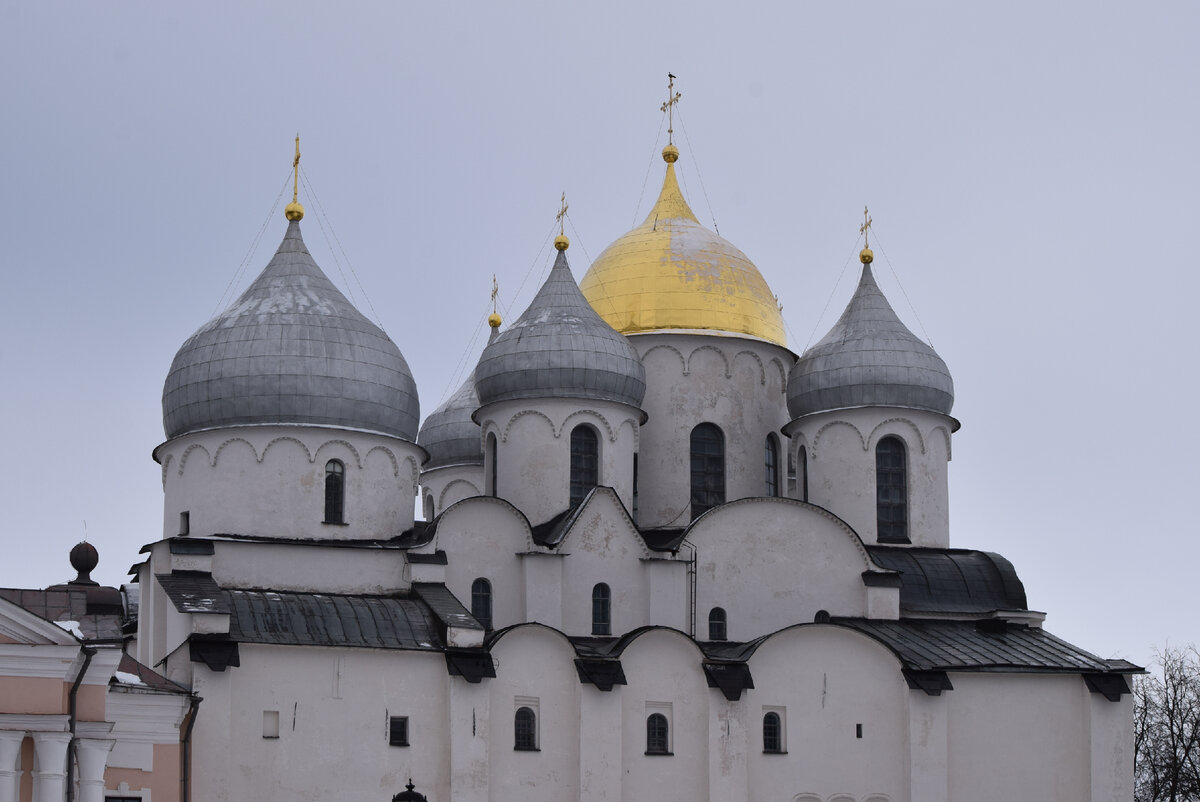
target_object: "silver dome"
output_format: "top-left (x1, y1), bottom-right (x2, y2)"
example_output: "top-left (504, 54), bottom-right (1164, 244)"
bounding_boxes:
top-left (418, 372), bottom-right (483, 469)
top-left (787, 263), bottom-right (953, 419)
top-left (475, 248), bottom-right (646, 409)
top-left (162, 221), bottom-right (420, 440)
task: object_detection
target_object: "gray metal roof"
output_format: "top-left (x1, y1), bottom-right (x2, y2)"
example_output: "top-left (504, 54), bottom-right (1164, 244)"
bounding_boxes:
top-left (156, 573), bottom-right (231, 614)
top-left (787, 263), bottom-right (953, 419)
top-left (417, 372), bottom-right (482, 469)
top-left (474, 249), bottom-right (646, 409)
top-left (838, 619), bottom-right (1118, 673)
top-left (866, 547), bottom-right (1028, 614)
top-left (162, 221), bottom-right (420, 440)
top-left (226, 589), bottom-right (443, 651)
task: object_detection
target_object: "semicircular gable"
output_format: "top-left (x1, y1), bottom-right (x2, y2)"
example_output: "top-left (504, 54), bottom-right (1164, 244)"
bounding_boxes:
top-left (684, 498), bottom-right (880, 635)
top-left (436, 494), bottom-right (535, 551)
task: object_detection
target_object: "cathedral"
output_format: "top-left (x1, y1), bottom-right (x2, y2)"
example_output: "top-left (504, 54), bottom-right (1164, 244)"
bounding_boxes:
top-left (0, 115), bottom-right (1135, 801)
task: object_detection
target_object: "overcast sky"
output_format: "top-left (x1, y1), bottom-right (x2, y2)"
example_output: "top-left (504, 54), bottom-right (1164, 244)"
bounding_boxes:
top-left (1, 2), bottom-right (1195, 668)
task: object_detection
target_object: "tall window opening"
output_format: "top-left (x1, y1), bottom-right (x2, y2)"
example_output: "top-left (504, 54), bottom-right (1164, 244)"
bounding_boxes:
top-left (765, 436), bottom-right (779, 497)
top-left (690, 423), bottom-right (725, 519)
top-left (799, 445), bottom-right (809, 502)
top-left (632, 453), bottom-right (639, 521)
top-left (569, 425), bottom-right (599, 507)
top-left (763, 712), bottom-right (783, 753)
top-left (591, 583), bottom-right (611, 636)
top-left (708, 607), bottom-right (727, 641)
top-left (646, 713), bottom-right (670, 754)
top-left (486, 433), bottom-right (498, 497)
top-left (324, 460), bottom-right (345, 524)
top-left (471, 578), bottom-right (492, 631)
top-left (514, 707), bottom-right (537, 750)
top-left (876, 436), bottom-right (908, 542)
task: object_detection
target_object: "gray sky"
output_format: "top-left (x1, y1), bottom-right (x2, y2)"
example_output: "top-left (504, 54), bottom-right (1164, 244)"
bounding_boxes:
top-left (1, 2), bottom-right (1195, 668)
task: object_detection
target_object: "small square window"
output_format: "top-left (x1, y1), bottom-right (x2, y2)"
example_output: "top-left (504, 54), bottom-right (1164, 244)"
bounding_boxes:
top-left (262, 710), bottom-right (279, 739)
top-left (389, 716), bottom-right (409, 747)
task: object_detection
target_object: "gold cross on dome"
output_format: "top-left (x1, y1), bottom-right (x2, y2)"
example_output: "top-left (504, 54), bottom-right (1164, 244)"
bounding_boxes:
top-left (292, 134), bottom-right (301, 204)
top-left (491, 274), bottom-right (498, 314)
top-left (860, 206), bottom-right (873, 248)
top-left (556, 192), bottom-right (568, 236)
top-left (661, 73), bottom-right (682, 145)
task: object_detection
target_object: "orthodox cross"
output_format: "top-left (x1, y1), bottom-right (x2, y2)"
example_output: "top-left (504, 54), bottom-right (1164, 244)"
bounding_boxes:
top-left (860, 206), bottom-right (873, 248)
top-left (292, 134), bottom-right (301, 204)
top-left (491, 274), bottom-right (499, 315)
top-left (556, 192), bottom-right (568, 236)
top-left (661, 73), bottom-right (681, 145)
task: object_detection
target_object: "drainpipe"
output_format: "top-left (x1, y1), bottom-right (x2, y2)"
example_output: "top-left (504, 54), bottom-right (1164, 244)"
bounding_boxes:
top-left (180, 695), bottom-right (202, 802)
top-left (66, 645), bottom-right (96, 802)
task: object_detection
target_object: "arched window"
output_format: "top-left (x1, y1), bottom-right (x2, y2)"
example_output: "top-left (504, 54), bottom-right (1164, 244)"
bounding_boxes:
top-left (486, 433), bottom-right (498, 497)
top-left (646, 713), bottom-right (669, 754)
top-left (798, 445), bottom-right (809, 502)
top-left (570, 425), bottom-right (599, 507)
top-left (708, 607), bottom-right (727, 641)
top-left (514, 707), bottom-right (537, 750)
top-left (763, 711), bottom-right (783, 753)
top-left (876, 436), bottom-right (908, 542)
top-left (471, 578), bottom-right (492, 631)
top-left (591, 583), bottom-right (611, 636)
top-left (324, 460), bottom-right (345, 524)
top-left (423, 492), bottom-right (434, 522)
top-left (764, 436), bottom-right (779, 497)
top-left (690, 423), bottom-right (725, 519)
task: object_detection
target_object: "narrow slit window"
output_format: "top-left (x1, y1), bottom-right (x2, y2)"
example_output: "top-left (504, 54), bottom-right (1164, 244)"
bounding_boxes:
top-left (798, 445), bottom-right (809, 502)
top-left (708, 607), bottom-right (727, 641)
top-left (486, 433), bottom-right (498, 497)
top-left (646, 713), bottom-right (670, 755)
top-left (570, 425), bottom-right (599, 507)
top-left (763, 712), bottom-right (782, 753)
top-left (514, 706), bottom-right (537, 750)
top-left (471, 577), bottom-right (493, 631)
top-left (324, 460), bottom-right (345, 524)
top-left (765, 436), bottom-right (779, 497)
top-left (592, 583), bottom-right (611, 636)
top-left (876, 437), bottom-right (908, 542)
top-left (690, 423), bottom-right (725, 519)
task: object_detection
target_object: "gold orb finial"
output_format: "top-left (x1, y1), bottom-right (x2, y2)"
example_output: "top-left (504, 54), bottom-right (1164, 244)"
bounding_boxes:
top-left (286, 134), bottom-right (304, 221)
top-left (488, 312), bottom-right (502, 328)
top-left (662, 144), bottom-right (679, 163)
top-left (860, 247), bottom-right (874, 264)
top-left (554, 234), bottom-right (570, 251)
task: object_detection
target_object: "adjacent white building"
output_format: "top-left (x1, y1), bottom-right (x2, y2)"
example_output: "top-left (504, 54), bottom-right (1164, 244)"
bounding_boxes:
top-left (126, 136), bottom-right (1135, 802)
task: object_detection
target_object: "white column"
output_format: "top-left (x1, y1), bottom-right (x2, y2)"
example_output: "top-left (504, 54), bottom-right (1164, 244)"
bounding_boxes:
top-left (708, 697), bottom-right (748, 801)
top-left (578, 686), bottom-right (621, 802)
top-left (0, 732), bottom-right (26, 802)
top-left (31, 732), bottom-right (70, 802)
top-left (74, 739), bottom-right (115, 802)
top-left (907, 691), bottom-right (949, 802)
top-left (447, 677), bottom-right (489, 802)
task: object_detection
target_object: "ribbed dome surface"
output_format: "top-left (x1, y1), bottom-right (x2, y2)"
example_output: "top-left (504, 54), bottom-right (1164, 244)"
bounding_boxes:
top-left (418, 372), bottom-right (482, 469)
top-left (787, 263), bottom-right (953, 419)
top-left (475, 248), bottom-right (646, 409)
top-left (163, 221), bottom-right (419, 440)
top-left (580, 153), bottom-right (786, 346)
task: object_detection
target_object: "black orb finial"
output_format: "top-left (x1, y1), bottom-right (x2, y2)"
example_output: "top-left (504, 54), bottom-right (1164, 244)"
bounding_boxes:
top-left (69, 541), bottom-right (99, 585)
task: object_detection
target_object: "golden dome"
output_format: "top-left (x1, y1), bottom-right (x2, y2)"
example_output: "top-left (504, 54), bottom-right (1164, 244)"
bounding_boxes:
top-left (860, 247), bottom-right (874, 264)
top-left (554, 234), bottom-right (569, 251)
top-left (579, 151), bottom-right (786, 346)
top-left (488, 312), bottom-right (502, 328)
top-left (284, 201), bottom-right (305, 221)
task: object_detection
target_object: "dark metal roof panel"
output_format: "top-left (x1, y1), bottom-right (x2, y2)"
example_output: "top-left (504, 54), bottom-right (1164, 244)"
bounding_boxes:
top-left (226, 590), bottom-right (443, 651)
top-left (836, 619), bottom-right (1115, 672)
top-left (411, 583), bottom-right (483, 631)
top-left (865, 547), bottom-right (1028, 613)
top-left (155, 573), bottom-right (231, 614)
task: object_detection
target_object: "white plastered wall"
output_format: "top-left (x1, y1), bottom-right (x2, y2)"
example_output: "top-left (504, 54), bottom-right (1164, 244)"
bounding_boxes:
top-left (686, 498), bottom-right (894, 640)
top-left (630, 333), bottom-right (794, 529)
top-left (420, 463), bottom-right (484, 520)
top-left (476, 398), bottom-right (641, 527)
top-left (155, 424), bottom-right (423, 541)
top-left (785, 407), bottom-right (954, 547)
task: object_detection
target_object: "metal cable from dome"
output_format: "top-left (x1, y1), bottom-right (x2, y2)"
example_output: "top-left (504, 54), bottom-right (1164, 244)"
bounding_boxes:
top-left (211, 171), bottom-right (291, 318)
